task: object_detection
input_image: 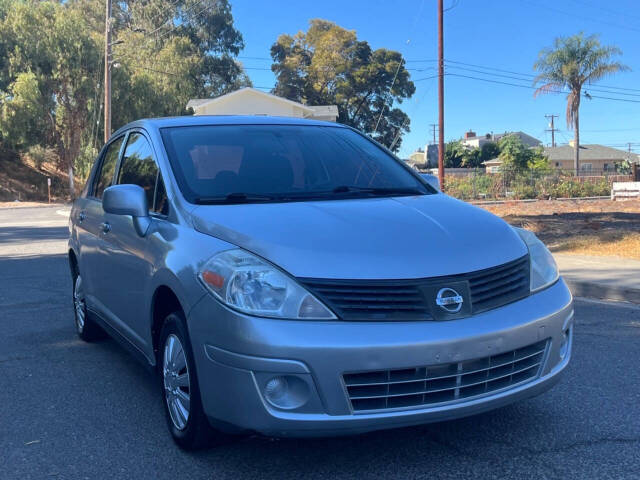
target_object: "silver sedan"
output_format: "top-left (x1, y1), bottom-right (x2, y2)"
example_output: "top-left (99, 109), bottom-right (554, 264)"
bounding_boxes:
top-left (68, 116), bottom-right (573, 449)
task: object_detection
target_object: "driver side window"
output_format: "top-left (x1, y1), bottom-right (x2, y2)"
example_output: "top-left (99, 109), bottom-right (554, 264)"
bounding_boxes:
top-left (117, 132), bottom-right (168, 215)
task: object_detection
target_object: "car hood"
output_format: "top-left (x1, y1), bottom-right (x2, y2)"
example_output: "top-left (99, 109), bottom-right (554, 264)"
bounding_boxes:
top-left (191, 194), bottom-right (527, 279)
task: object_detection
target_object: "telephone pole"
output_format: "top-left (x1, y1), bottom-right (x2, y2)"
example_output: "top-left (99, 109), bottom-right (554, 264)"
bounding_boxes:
top-left (429, 123), bottom-right (438, 145)
top-left (104, 0), bottom-right (112, 143)
top-left (437, 0), bottom-right (445, 190)
top-left (545, 114), bottom-right (558, 147)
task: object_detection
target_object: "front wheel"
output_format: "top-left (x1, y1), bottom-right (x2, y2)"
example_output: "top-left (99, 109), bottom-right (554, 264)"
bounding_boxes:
top-left (159, 313), bottom-right (229, 450)
top-left (72, 273), bottom-right (104, 342)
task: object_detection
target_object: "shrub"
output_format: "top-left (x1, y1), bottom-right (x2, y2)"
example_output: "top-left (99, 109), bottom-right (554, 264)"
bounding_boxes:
top-left (443, 170), bottom-right (612, 201)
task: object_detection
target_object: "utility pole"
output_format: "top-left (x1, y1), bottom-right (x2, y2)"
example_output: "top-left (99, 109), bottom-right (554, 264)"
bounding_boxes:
top-left (437, 0), bottom-right (445, 190)
top-left (545, 114), bottom-right (558, 147)
top-left (104, 0), bottom-right (112, 143)
top-left (429, 124), bottom-right (438, 145)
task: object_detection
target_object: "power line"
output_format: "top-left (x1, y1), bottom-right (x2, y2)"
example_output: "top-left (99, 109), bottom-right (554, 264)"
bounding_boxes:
top-left (567, 0), bottom-right (640, 21)
top-left (137, 0), bottom-right (207, 39)
top-left (443, 0), bottom-right (460, 12)
top-left (413, 74), bottom-right (439, 82)
top-left (404, 58), bottom-right (640, 93)
top-left (115, 1), bottom-right (216, 65)
top-left (446, 73), bottom-right (640, 103)
top-left (238, 53), bottom-right (640, 97)
top-left (445, 64), bottom-right (640, 98)
top-left (519, 0), bottom-right (640, 33)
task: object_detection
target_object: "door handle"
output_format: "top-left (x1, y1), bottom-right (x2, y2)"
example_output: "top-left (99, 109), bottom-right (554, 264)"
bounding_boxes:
top-left (78, 211), bottom-right (86, 223)
top-left (101, 222), bottom-right (111, 234)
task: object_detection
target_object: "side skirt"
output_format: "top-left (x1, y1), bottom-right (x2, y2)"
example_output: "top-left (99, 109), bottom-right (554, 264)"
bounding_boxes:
top-left (87, 308), bottom-right (156, 373)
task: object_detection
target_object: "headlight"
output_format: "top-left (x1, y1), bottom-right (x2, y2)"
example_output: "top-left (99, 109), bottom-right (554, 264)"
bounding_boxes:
top-left (198, 249), bottom-right (336, 319)
top-left (514, 227), bottom-right (559, 292)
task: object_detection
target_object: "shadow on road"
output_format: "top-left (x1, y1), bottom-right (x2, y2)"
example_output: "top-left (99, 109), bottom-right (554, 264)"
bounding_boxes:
top-left (0, 225), bottom-right (68, 243)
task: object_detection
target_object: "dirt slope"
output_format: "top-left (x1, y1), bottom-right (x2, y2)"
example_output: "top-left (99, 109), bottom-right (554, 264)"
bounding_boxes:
top-left (0, 151), bottom-right (79, 202)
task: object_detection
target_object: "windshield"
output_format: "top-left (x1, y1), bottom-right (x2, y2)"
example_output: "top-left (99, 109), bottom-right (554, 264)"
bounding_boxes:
top-left (160, 125), bottom-right (433, 203)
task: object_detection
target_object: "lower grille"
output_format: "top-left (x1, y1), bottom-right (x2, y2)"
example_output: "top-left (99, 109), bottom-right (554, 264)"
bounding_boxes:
top-left (343, 340), bottom-right (548, 412)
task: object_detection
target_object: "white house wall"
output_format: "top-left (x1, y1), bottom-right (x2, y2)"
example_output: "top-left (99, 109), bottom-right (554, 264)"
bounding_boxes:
top-left (195, 91), bottom-right (305, 118)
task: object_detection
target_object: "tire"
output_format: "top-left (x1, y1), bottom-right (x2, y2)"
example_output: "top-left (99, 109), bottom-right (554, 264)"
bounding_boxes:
top-left (72, 272), bottom-right (105, 342)
top-left (158, 312), bottom-right (229, 450)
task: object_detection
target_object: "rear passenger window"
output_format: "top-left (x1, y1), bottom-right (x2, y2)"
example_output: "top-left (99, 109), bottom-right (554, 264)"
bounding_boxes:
top-left (94, 136), bottom-right (124, 199)
top-left (118, 132), bottom-right (168, 215)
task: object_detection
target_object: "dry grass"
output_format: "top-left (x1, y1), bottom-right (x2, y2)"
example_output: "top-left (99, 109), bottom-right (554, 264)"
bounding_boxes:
top-left (478, 199), bottom-right (640, 260)
top-left (553, 232), bottom-right (640, 260)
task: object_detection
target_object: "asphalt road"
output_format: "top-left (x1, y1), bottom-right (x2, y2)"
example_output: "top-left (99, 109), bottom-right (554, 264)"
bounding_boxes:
top-left (1, 206), bottom-right (639, 480)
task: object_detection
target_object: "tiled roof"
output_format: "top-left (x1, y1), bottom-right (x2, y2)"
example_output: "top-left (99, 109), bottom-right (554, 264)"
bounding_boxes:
top-left (544, 144), bottom-right (635, 161)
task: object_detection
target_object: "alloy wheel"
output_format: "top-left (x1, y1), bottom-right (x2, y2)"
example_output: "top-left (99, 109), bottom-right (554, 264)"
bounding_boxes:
top-left (163, 334), bottom-right (191, 431)
top-left (73, 275), bottom-right (86, 333)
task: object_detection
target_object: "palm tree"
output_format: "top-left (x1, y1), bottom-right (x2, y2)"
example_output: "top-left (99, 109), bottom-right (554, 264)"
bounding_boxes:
top-left (533, 33), bottom-right (629, 174)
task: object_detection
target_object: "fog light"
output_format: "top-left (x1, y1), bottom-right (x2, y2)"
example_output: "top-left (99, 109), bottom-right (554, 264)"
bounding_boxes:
top-left (262, 375), bottom-right (309, 410)
top-left (264, 377), bottom-right (288, 403)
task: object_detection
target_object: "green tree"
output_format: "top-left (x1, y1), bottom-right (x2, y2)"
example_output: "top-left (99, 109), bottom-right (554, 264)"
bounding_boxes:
top-left (0, 71), bottom-right (50, 149)
top-left (0, 0), bottom-right (249, 197)
top-left (461, 147), bottom-right (483, 168)
top-left (0, 1), bottom-right (99, 196)
top-left (498, 135), bottom-right (533, 170)
top-left (480, 141), bottom-right (500, 162)
top-left (533, 33), bottom-right (629, 173)
top-left (444, 140), bottom-right (465, 168)
top-left (110, 0), bottom-right (251, 127)
top-left (528, 146), bottom-right (551, 172)
top-left (270, 19), bottom-right (415, 152)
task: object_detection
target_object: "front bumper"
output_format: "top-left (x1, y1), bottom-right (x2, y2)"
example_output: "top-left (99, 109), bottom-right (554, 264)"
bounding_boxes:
top-left (187, 279), bottom-right (573, 437)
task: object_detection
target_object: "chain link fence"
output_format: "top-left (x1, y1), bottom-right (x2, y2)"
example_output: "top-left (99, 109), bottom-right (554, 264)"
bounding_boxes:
top-left (426, 167), bottom-right (635, 201)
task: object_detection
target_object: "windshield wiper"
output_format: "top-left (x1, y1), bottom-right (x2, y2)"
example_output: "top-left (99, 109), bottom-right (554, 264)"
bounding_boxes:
top-left (194, 192), bottom-right (279, 204)
top-left (331, 185), bottom-right (426, 196)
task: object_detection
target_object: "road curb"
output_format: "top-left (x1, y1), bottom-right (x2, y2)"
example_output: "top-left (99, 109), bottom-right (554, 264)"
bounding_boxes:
top-left (565, 279), bottom-right (640, 304)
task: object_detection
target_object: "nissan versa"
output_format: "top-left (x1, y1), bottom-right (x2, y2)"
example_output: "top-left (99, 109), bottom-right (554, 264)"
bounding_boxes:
top-left (68, 116), bottom-right (573, 449)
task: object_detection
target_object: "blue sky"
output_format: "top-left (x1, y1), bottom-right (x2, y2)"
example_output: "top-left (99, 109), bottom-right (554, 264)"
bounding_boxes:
top-left (230, 0), bottom-right (640, 158)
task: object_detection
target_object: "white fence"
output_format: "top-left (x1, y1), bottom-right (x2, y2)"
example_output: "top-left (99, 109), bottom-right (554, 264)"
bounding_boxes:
top-left (611, 182), bottom-right (640, 200)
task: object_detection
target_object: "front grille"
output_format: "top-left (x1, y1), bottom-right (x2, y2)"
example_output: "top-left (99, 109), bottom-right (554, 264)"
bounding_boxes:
top-left (343, 340), bottom-right (548, 412)
top-left (300, 255), bottom-right (530, 321)
top-left (300, 282), bottom-right (431, 321)
top-left (467, 255), bottom-right (530, 313)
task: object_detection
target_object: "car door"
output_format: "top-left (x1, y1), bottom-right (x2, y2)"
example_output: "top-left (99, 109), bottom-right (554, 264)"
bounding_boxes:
top-left (76, 134), bottom-right (126, 313)
top-left (95, 130), bottom-right (169, 351)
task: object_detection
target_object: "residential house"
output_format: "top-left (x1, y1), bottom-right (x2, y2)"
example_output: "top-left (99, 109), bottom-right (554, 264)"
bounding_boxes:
top-left (461, 130), bottom-right (541, 149)
top-left (483, 158), bottom-right (502, 174)
top-left (186, 87), bottom-right (339, 121)
top-left (406, 145), bottom-right (439, 169)
top-left (406, 148), bottom-right (426, 168)
top-left (544, 142), bottom-right (637, 173)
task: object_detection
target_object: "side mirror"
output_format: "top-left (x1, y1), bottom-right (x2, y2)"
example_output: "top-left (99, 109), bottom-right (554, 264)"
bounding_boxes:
top-left (103, 184), bottom-right (151, 236)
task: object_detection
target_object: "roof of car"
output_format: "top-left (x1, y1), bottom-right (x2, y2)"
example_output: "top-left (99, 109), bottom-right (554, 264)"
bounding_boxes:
top-left (112, 115), bottom-right (345, 137)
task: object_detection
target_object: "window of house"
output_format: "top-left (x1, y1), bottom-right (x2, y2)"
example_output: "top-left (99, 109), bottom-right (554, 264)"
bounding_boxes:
top-left (93, 136), bottom-right (125, 199)
top-left (580, 163), bottom-right (593, 172)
